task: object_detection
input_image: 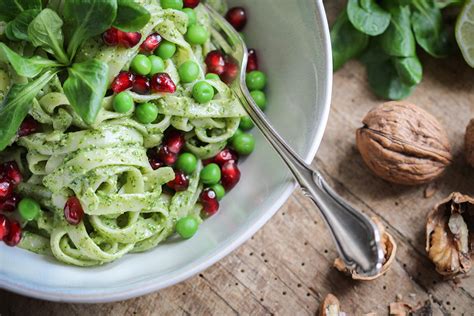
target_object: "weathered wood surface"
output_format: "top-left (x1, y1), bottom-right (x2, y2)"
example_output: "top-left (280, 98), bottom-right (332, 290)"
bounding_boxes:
top-left (1, 1), bottom-right (474, 314)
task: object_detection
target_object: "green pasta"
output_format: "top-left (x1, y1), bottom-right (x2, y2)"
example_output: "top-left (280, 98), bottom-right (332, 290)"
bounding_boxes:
top-left (0, 0), bottom-right (250, 266)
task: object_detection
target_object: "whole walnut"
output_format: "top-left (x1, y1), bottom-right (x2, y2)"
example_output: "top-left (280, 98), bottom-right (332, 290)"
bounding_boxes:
top-left (356, 102), bottom-right (452, 185)
top-left (465, 119), bottom-right (474, 167)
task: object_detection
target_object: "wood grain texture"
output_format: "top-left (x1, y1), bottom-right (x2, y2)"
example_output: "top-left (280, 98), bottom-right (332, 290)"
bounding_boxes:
top-left (1, 1), bottom-right (473, 314)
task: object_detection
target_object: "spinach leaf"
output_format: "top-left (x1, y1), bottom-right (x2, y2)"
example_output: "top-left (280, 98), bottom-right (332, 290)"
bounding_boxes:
top-left (64, 0), bottom-right (118, 58)
top-left (347, 0), bottom-right (391, 36)
top-left (411, 0), bottom-right (450, 57)
top-left (393, 56), bottom-right (423, 85)
top-left (47, 0), bottom-right (66, 15)
top-left (331, 10), bottom-right (369, 71)
top-left (0, 70), bottom-right (56, 150)
top-left (6, 9), bottom-right (41, 41)
top-left (63, 59), bottom-right (109, 125)
top-left (113, 0), bottom-right (151, 32)
top-left (28, 8), bottom-right (69, 64)
top-left (365, 59), bottom-right (415, 100)
top-left (361, 42), bottom-right (415, 100)
top-left (0, 0), bottom-right (42, 22)
top-left (380, 5), bottom-right (416, 57)
top-left (0, 43), bottom-right (60, 78)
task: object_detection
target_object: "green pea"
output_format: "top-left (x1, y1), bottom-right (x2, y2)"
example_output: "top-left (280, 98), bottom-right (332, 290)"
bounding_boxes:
top-left (148, 55), bottom-right (165, 75)
top-left (113, 92), bottom-right (134, 113)
top-left (205, 73), bottom-right (220, 80)
top-left (178, 61), bottom-right (200, 83)
top-left (183, 8), bottom-right (197, 25)
top-left (131, 54), bottom-right (152, 76)
top-left (232, 133), bottom-right (255, 155)
top-left (176, 216), bottom-right (199, 239)
top-left (210, 184), bottom-right (225, 201)
top-left (200, 163), bottom-right (221, 185)
top-left (230, 128), bottom-right (244, 142)
top-left (155, 40), bottom-right (176, 59)
top-left (18, 198), bottom-right (40, 221)
top-left (250, 90), bottom-right (267, 110)
top-left (176, 152), bottom-right (198, 174)
top-left (192, 81), bottom-right (215, 104)
top-left (136, 102), bottom-right (158, 124)
top-left (160, 0), bottom-right (183, 9)
top-left (246, 70), bottom-right (267, 91)
top-left (239, 116), bottom-right (254, 131)
top-left (185, 24), bottom-right (209, 45)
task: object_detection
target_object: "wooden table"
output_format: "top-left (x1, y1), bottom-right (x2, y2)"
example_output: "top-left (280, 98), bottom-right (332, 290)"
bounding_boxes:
top-left (1, 1), bottom-right (473, 314)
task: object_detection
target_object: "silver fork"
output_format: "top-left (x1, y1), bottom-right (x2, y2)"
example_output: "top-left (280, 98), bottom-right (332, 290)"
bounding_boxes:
top-left (205, 5), bottom-right (384, 276)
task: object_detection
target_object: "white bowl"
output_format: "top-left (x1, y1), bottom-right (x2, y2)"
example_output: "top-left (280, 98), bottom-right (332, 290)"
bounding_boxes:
top-left (0, 0), bottom-right (332, 303)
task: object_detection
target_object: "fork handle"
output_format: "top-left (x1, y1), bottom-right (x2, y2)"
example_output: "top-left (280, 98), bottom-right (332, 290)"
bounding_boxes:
top-left (234, 87), bottom-right (384, 276)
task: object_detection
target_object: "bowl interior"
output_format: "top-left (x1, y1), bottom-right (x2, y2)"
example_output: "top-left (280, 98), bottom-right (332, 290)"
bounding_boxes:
top-left (0, 0), bottom-right (332, 302)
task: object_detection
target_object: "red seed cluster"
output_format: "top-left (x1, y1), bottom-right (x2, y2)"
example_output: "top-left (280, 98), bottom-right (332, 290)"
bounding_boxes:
top-left (18, 116), bottom-right (40, 137)
top-left (151, 73), bottom-right (177, 93)
top-left (140, 33), bottom-right (162, 53)
top-left (106, 30), bottom-right (177, 96)
top-left (225, 7), bottom-right (247, 31)
top-left (103, 27), bottom-right (142, 48)
top-left (200, 188), bottom-right (219, 216)
top-left (167, 170), bottom-right (190, 192)
top-left (0, 161), bottom-right (23, 246)
top-left (204, 48), bottom-right (258, 84)
top-left (64, 196), bottom-right (84, 226)
top-left (183, 0), bottom-right (200, 8)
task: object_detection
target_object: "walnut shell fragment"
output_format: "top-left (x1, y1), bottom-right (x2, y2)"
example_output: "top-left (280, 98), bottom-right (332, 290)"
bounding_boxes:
top-left (464, 119), bottom-right (474, 167)
top-left (426, 192), bottom-right (473, 277)
top-left (318, 293), bottom-right (344, 316)
top-left (356, 102), bottom-right (452, 185)
top-left (389, 300), bottom-right (433, 316)
top-left (334, 217), bottom-right (397, 280)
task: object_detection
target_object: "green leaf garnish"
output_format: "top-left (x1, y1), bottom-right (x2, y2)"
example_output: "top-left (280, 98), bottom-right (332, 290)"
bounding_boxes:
top-left (63, 59), bottom-right (109, 125)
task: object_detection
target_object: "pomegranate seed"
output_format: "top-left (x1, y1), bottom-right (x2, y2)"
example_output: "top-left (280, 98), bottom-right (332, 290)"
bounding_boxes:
top-left (140, 33), bottom-right (162, 53)
top-left (118, 31), bottom-right (142, 48)
top-left (167, 170), bottom-right (189, 191)
top-left (64, 197), bottom-right (84, 225)
top-left (0, 215), bottom-right (9, 240)
top-left (200, 188), bottom-right (219, 216)
top-left (148, 149), bottom-right (164, 170)
top-left (221, 161), bottom-right (241, 191)
top-left (103, 27), bottom-right (120, 46)
top-left (132, 75), bottom-right (151, 94)
top-left (158, 146), bottom-right (178, 166)
top-left (0, 193), bottom-right (20, 213)
top-left (3, 161), bottom-right (22, 185)
top-left (18, 116), bottom-right (40, 137)
top-left (205, 50), bottom-right (226, 75)
top-left (111, 71), bottom-right (135, 93)
top-left (247, 48), bottom-right (259, 72)
top-left (0, 181), bottom-right (12, 199)
top-left (151, 73), bottom-right (176, 93)
top-left (3, 219), bottom-right (21, 247)
top-left (221, 56), bottom-right (239, 84)
top-left (149, 157), bottom-right (164, 170)
top-left (226, 7), bottom-right (247, 31)
top-left (213, 148), bottom-right (238, 166)
top-left (164, 130), bottom-right (185, 154)
top-left (183, 0), bottom-right (200, 8)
